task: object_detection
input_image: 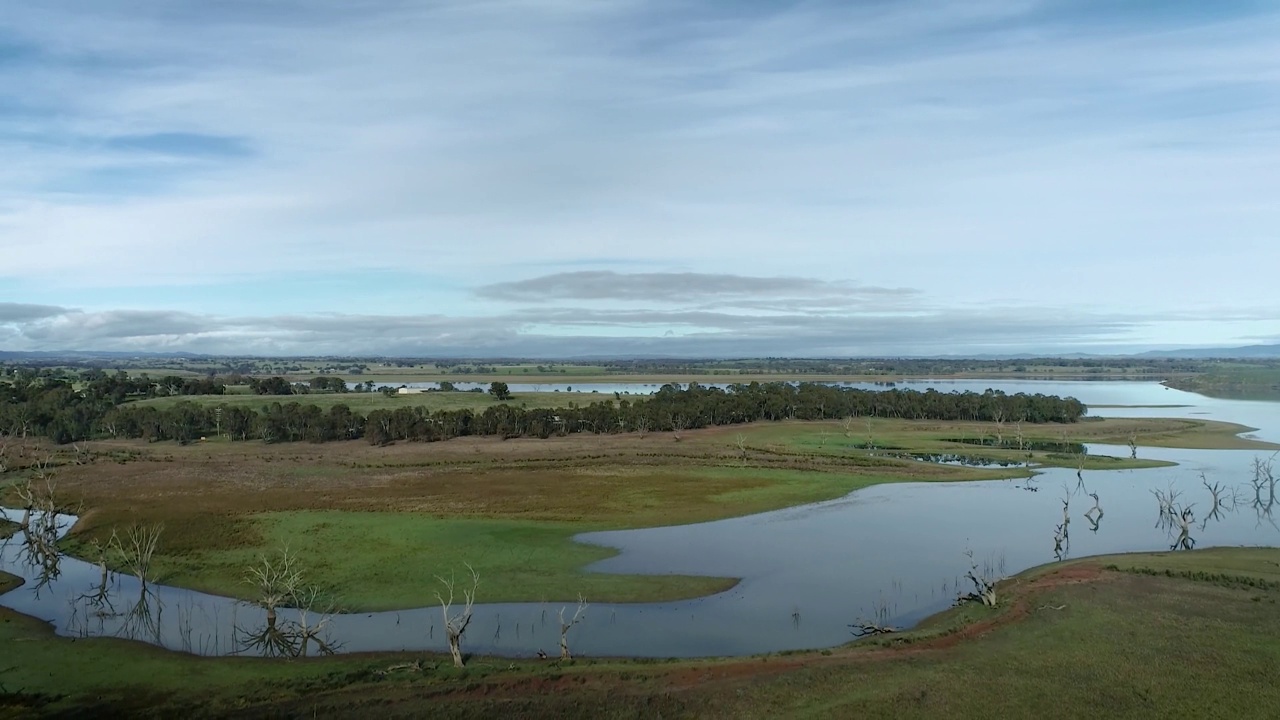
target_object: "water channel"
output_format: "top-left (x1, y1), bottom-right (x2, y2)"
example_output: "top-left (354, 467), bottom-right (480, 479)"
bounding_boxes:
top-left (2, 381), bottom-right (1277, 659)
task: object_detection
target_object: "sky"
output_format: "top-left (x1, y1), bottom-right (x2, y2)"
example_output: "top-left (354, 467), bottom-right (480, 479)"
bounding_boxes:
top-left (1, 0), bottom-right (1277, 357)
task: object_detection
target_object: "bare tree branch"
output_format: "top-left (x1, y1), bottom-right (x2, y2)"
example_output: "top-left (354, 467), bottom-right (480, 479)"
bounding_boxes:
top-left (436, 564), bottom-right (480, 668)
top-left (557, 595), bottom-right (588, 660)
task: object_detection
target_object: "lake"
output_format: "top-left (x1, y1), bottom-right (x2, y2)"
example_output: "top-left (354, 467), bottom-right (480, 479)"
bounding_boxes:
top-left (3, 380), bottom-right (1276, 658)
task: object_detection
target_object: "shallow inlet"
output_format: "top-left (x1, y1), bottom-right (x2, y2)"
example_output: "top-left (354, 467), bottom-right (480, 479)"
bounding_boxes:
top-left (3, 381), bottom-right (1278, 658)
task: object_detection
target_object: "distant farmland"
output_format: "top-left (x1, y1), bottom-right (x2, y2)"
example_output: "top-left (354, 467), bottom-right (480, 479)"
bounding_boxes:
top-left (130, 389), bottom-right (622, 414)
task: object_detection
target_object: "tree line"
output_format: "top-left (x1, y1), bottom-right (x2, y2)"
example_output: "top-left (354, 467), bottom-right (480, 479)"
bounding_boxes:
top-left (0, 372), bottom-right (1086, 446)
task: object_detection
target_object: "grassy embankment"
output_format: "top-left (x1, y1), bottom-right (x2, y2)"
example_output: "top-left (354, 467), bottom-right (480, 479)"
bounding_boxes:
top-left (12, 415), bottom-right (1268, 612)
top-left (2, 548), bottom-right (1278, 718)
top-left (1164, 363), bottom-right (1280, 401)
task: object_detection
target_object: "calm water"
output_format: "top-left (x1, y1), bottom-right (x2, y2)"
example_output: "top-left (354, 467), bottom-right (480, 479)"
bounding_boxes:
top-left (2, 381), bottom-right (1277, 659)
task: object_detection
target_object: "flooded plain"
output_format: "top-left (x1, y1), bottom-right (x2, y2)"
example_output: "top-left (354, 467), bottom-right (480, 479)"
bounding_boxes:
top-left (2, 381), bottom-right (1277, 659)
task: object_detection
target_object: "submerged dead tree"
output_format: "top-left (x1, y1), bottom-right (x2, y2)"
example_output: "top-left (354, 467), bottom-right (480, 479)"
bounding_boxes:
top-left (13, 456), bottom-right (58, 531)
top-left (1201, 473), bottom-right (1235, 529)
top-left (223, 547), bottom-right (342, 657)
top-left (436, 564), bottom-right (479, 668)
top-left (243, 547), bottom-right (304, 656)
top-left (961, 549), bottom-right (1003, 607)
top-left (1152, 484), bottom-right (1182, 531)
top-left (239, 547), bottom-right (339, 657)
top-left (557, 595), bottom-right (588, 660)
top-left (78, 538), bottom-right (116, 614)
top-left (1171, 506), bottom-right (1196, 551)
top-left (850, 594), bottom-right (898, 637)
top-left (10, 460), bottom-right (66, 594)
top-left (292, 585), bottom-right (339, 657)
top-left (1053, 496), bottom-right (1071, 561)
top-left (1084, 492), bottom-right (1104, 533)
top-left (110, 524), bottom-right (163, 592)
top-left (1252, 455), bottom-right (1277, 519)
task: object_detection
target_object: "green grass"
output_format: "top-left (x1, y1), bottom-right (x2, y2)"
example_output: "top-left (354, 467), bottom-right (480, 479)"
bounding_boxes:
top-left (1099, 548), bottom-right (1280, 586)
top-left (0, 603), bottom-right (418, 715)
top-left (130, 390), bottom-right (618, 413)
top-left (145, 512), bottom-right (735, 609)
top-left (46, 413), bottom-right (1275, 611)
top-left (734, 420), bottom-right (1166, 471)
top-left (4, 548), bottom-right (1278, 718)
top-left (89, 467), bottom-right (948, 610)
top-left (745, 578), bottom-right (1280, 719)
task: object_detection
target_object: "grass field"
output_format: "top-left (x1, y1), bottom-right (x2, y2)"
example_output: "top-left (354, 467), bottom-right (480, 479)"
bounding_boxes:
top-left (55, 451), bottom-right (1010, 609)
top-left (136, 511), bottom-right (737, 608)
top-left (1164, 363), bottom-right (1280, 401)
top-left (736, 415), bottom-right (1278, 455)
top-left (11, 415), bottom-right (1264, 612)
top-left (131, 389), bottom-right (618, 413)
top-left (289, 369), bottom-right (1179, 385)
top-left (3, 548), bottom-right (1277, 718)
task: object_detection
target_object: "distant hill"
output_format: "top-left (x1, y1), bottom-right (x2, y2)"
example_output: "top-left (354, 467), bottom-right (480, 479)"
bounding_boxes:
top-left (1136, 344), bottom-right (1280, 359)
top-left (0, 351), bottom-right (202, 360)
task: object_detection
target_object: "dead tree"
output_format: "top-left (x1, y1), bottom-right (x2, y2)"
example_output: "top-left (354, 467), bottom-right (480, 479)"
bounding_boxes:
top-left (110, 524), bottom-right (163, 592)
top-left (436, 564), bottom-right (479, 668)
top-left (1200, 473), bottom-right (1233, 529)
top-left (1127, 430), bottom-right (1138, 460)
top-left (1152, 484), bottom-right (1182, 531)
top-left (118, 582), bottom-right (163, 644)
top-left (961, 549), bottom-right (1001, 607)
top-left (9, 462), bottom-right (64, 593)
top-left (992, 408), bottom-right (1006, 445)
top-left (69, 443), bottom-right (90, 466)
top-left (841, 416), bottom-right (854, 438)
top-left (671, 415), bottom-right (687, 442)
top-left (292, 585), bottom-right (339, 657)
top-left (17, 505), bottom-right (62, 594)
top-left (1014, 419), bottom-right (1025, 452)
top-left (239, 547), bottom-right (305, 656)
top-left (1171, 506), bottom-right (1196, 551)
top-left (238, 548), bottom-right (340, 657)
top-left (78, 538), bottom-right (116, 614)
top-left (635, 416), bottom-right (650, 439)
top-left (1053, 496), bottom-right (1071, 561)
top-left (13, 455), bottom-right (58, 531)
top-left (1251, 455), bottom-right (1277, 514)
top-left (1084, 492), bottom-right (1104, 533)
top-left (557, 595), bottom-right (588, 660)
top-left (850, 595), bottom-right (897, 637)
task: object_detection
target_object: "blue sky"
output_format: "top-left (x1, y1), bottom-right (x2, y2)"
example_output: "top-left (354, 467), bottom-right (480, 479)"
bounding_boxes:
top-left (1, 0), bottom-right (1277, 356)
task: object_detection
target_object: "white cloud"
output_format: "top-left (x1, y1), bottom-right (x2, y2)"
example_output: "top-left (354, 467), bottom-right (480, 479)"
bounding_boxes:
top-left (0, 1), bottom-right (1277, 352)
